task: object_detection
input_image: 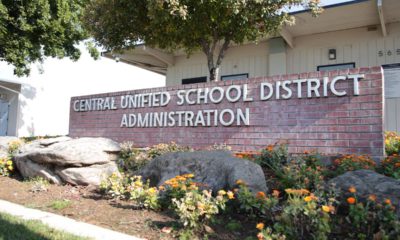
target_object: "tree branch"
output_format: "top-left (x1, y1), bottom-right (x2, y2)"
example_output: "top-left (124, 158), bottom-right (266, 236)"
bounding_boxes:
top-left (216, 38), bottom-right (230, 67)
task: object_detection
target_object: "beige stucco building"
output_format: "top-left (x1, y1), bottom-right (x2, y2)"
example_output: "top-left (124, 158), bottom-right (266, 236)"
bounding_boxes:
top-left (104, 0), bottom-right (400, 132)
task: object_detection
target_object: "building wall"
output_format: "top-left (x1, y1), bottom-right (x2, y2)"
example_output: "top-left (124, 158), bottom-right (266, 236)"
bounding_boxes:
top-left (166, 42), bottom-right (268, 86)
top-left (286, 22), bottom-right (400, 74)
top-left (0, 47), bottom-right (166, 137)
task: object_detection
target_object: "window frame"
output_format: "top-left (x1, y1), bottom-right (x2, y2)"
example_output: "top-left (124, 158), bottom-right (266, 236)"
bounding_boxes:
top-left (317, 62), bottom-right (356, 71)
top-left (221, 73), bottom-right (249, 81)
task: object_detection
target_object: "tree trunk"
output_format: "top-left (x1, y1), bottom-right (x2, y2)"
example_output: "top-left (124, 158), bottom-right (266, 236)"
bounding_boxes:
top-left (201, 38), bottom-right (230, 82)
top-left (209, 66), bottom-right (220, 82)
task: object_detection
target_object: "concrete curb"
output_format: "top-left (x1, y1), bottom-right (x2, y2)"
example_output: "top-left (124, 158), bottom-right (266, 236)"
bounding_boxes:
top-left (0, 199), bottom-right (144, 240)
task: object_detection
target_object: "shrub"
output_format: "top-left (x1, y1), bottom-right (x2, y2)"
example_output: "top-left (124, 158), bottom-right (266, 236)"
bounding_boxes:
top-left (257, 146), bottom-right (326, 191)
top-left (257, 144), bottom-right (289, 170)
top-left (147, 141), bottom-right (192, 159)
top-left (100, 173), bottom-right (160, 210)
top-left (118, 142), bottom-right (150, 173)
top-left (272, 188), bottom-right (333, 240)
top-left (0, 156), bottom-right (13, 176)
top-left (343, 187), bottom-right (400, 239)
top-left (385, 131), bottom-right (400, 156)
top-left (332, 154), bottom-right (376, 176)
top-left (8, 139), bottom-right (23, 155)
top-left (379, 154), bottom-right (400, 179)
top-left (172, 189), bottom-right (228, 230)
top-left (234, 180), bottom-right (278, 219)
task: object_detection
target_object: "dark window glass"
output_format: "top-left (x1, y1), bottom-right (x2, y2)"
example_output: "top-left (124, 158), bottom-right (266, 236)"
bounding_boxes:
top-left (317, 62), bottom-right (355, 71)
top-left (182, 76), bottom-right (207, 85)
top-left (221, 73), bottom-right (249, 81)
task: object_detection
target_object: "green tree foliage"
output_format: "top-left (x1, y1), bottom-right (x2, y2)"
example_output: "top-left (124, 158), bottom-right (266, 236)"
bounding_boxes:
top-left (0, 0), bottom-right (97, 76)
top-left (84, 0), bottom-right (322, 81)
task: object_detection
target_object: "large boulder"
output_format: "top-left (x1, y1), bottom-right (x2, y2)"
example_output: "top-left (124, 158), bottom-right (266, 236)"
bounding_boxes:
top-left (55, 162), bottom-right (119, 186)
top-left (139, 151), bottom-right (268, 194)
top-left (328, 170), bottom-right (400, 215)
top-left (14, 158), bottom-right (62, 184)
top-left (14, 137), bottom-right (121, 186)
top-left (16, 137), bottom-right (120, 167)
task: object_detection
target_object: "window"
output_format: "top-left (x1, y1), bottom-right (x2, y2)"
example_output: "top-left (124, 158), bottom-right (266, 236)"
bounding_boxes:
top-left (221, 73), bottom-right (248, 81)
top-left (182, 76), bottom-right (207, 85)
top-left (383, 63), bottom-right (400, 98)
top-left (317, 62), bottom-right (355, 71)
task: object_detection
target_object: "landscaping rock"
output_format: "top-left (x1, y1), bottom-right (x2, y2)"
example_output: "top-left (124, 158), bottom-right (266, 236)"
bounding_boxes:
top-left (139, 151), bottom-right (268, 194)
top-left (328, 170), bottom-right (400, 215)
top-left (16, 137), bottom-right (120, 167)
top-left (13, 137), bottom-right (121, 187)
top-left (56, 162), bottom-right (119, 186)
top-left (14, 158), bottom-right (62, 184)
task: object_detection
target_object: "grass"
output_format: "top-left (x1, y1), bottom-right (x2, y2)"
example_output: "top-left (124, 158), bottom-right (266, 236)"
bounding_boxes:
top-left (48, 200), bottom-right (71, 210)
top-left (0, 212), bottom-right (91, 240)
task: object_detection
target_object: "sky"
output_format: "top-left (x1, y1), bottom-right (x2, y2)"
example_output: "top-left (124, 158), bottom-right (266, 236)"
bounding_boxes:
top-left (0, 0), bottom-right (352, 92)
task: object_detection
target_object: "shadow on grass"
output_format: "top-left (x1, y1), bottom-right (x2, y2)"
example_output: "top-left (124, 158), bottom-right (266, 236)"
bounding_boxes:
top-left (0, 213), bottom-right (86, 240)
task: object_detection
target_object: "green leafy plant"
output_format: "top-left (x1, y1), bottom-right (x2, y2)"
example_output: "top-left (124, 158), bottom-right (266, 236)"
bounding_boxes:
top-left (379, 155), bottom-right (400, 179)
top-left (0, 156), bottom-right (13, 176)
top-left (385, 131), bottom-right (400, 156)
top-left (257, 145), bottom-right (326, 191)
top-left (100, 173), bottom-right (160, 210)
top-left (332, 154), bottom-right (376, 176)
top-left (344, 187), bottom-right (400, 239)
top-left (272, 189), bottom-right (333, 240)
top-left (118, 142), bottom-right (150, 173)
top-left (234, 180), bottom-right (279, 219)
top-left (147, 142), bottom-right (192, 159)
top-left (7, 139), bottom-right (23, 155)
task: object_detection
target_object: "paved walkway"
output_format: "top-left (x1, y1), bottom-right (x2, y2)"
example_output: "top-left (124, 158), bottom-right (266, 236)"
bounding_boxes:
top-left (0, 199), bottom-right (144, 240)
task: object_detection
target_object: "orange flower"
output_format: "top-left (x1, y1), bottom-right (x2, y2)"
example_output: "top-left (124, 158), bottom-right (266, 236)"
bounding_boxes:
top-left (304, 196), bottom-right (312, 202)
top-left (368, 194), bottom-right (377, 202)
top-left (384, 199), bottom-right (392, 205)
top-left (272, 190), bottom-right (280, 198)
top-left (348, 186), bottom-right (356, 193)
top-left (347, 197), bottom-right (356, 204)
top-left (266, 145), bottom-right (274, 152)
top-left (256, 223), bottom-right (264, 230)
top-left (256, 191), bottom-right (266, 199)
top-left (322, 205), bottom-right (330, 213)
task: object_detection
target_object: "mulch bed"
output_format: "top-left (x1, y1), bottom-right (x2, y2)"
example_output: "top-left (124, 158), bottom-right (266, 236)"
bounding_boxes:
top-left (0, 176), bottom-right (255, 240)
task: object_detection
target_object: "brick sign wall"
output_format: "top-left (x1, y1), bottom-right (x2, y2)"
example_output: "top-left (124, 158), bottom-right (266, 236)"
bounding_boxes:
top-left (69, 67), bottom-right (384, 158)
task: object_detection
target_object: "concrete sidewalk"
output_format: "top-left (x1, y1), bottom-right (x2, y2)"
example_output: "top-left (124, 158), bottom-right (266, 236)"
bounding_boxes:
top-left (0, 199), bottom-right (144, 240)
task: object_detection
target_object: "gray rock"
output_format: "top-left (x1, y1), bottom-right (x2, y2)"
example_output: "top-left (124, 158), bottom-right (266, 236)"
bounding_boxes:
top-left (328, 170), bottom-right (400, 215)
top-left (56, 162), bottom-right (119, 186)
top-left (38, 136), bottom-right (72, 146)
top-left (15, 137), bottom-right (120, 167)
top-left (14, 158), bottom-right (62, 184)
top-left (139, 151), bottom-right (267, 194)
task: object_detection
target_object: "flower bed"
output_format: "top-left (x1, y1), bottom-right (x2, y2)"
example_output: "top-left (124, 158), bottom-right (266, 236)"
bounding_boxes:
top-left (1, 133), bottom-right (400, 239)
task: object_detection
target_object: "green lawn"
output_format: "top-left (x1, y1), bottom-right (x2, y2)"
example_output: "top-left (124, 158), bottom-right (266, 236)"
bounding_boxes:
top-left (0, 212), bottom-right (91, 240)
